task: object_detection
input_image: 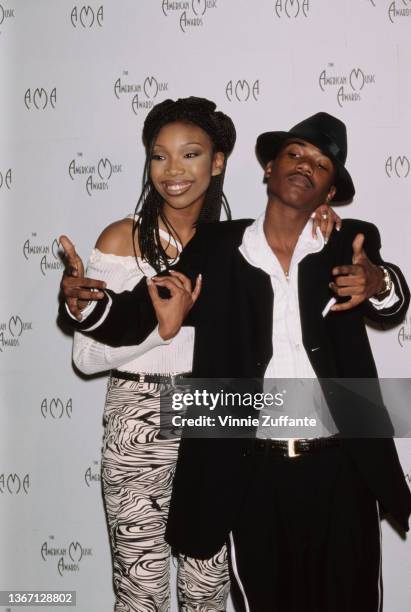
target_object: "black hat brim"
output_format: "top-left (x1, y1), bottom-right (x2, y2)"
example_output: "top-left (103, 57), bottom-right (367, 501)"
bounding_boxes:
top-left (256, 131), bottom-right (355, 204)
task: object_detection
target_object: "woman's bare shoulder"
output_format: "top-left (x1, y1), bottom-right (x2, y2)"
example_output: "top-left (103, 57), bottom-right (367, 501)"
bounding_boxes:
top-left (95, 218), bottom-right (138, 256)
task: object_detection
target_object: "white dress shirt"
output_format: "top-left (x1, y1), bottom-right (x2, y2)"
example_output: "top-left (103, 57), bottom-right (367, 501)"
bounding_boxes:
top-left (239, 213), bottom-right (397, 439)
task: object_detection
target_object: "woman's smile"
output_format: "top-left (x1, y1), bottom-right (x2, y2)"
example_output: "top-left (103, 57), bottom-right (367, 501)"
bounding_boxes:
top-left (162, 180), bottom-right (193, 196)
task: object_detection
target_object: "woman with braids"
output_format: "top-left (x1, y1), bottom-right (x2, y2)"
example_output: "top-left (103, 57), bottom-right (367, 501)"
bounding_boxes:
top-left (60, 97), bottom-right (235, 612)
top-left (59, 97), bottom-right (341, 612)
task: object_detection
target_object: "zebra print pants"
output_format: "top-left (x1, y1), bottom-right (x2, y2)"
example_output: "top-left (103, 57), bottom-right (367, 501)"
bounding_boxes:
top-left (102, 375), bottom-right (230, 612)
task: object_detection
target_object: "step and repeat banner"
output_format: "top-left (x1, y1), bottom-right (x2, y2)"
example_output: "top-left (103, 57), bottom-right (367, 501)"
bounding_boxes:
top-left (1, 1), bottom-right (410, 611)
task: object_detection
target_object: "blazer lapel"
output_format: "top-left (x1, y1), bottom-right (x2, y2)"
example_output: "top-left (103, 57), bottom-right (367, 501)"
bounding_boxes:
top-left (298, 252), bottom-right (337, 377)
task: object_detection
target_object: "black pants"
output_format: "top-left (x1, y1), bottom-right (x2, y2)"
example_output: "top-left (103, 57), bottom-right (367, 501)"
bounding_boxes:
top-left (228, 445), bottom-right (382, 612)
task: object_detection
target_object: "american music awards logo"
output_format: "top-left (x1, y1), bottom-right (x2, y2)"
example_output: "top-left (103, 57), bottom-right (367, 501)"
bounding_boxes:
top-left (369, 0), bottom-right (411, 23)
top-left (70, 4), bottom-right (104, 28)
top-left (114, 73), bottom-right (169, 115)
top-left (24, 88), bottom-right (57, 110)
top-left (225, 80), bottom-right (261, 103)
top-left (370, 0), bottom-right (411, 23)
top-left (388, 0), bottom-right (411, 21)
top-left (0, 169), bottom-right (12, 190)
top-left (0, 3), bottom-right (15, 27)
top-left (398, 314), bottom-right (411, 348)
top-left (0, 315), bottom-right (33, 351)
top-left (69, 154), bottom-right (123, 195)
top-left (385, 156), bottom-right (410, 179)
top-left (162, 0), bottom-right (218, 33)
top-left (22, 235), bottom-right (64, 276)
top-left (41, 538), bottom-right (93, 576)
top-left (274, 0), bottom-right (309, 18)
top-left (0, 473), bottom-right (30, 494)
top-left (84, 461), bottom-right (101, 487)
top-left (41, 398), bottom-right (73, 419)
top-left (318, 64), bottom-right (376, 108)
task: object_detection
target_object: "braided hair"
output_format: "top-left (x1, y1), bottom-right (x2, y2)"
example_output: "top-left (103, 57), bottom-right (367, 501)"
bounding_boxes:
top-left (133, 96), bottom-right (236, 272)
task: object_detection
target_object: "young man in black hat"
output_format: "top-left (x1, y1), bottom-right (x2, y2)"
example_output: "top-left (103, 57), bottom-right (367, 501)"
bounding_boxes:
top-left (60, 113), bottom-right (411, 611)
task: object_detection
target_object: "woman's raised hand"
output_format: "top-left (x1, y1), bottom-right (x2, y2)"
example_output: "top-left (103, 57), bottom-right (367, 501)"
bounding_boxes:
top-left (311, 204), bottom-right (342, 244)
top-left (147, 270), bottom-right (202, 340)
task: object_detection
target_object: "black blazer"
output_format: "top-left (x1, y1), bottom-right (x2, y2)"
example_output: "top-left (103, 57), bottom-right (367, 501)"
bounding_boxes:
top-left (63, 218), bottom-right (411, 558)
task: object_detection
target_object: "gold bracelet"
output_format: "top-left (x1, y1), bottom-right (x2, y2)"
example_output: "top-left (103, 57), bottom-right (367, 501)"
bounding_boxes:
top-left (375, 266), bottom-right (393, 298)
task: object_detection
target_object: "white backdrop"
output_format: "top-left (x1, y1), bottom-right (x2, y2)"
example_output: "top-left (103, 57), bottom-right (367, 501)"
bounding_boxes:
top-left (1, 1), bottom-right (410, 611)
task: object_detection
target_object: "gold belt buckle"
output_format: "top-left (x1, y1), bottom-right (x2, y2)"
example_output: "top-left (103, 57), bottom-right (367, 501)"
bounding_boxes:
top-left (287, 439), bottom-right (300, 458)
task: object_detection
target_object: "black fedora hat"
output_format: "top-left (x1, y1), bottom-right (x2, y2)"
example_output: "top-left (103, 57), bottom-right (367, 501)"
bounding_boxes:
top-left (256, 112), bottom-right (355, 203)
